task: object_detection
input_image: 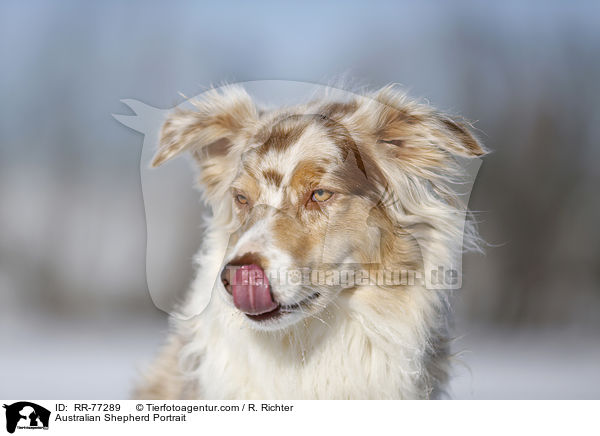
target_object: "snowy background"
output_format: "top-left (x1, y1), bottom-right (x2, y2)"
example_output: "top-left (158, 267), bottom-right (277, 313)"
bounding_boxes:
top-left (1, 0), bottom-right (599, 399)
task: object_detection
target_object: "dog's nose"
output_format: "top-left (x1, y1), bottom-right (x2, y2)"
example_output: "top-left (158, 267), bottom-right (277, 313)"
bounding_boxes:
top-left (220, 265), bottom-right (233, 294)
top-left (220, 260), bottom-right (278, 315)
top-left (220, 252), bottom-right (266, 294)
top-left (221, 262), bottom-right (268, 295)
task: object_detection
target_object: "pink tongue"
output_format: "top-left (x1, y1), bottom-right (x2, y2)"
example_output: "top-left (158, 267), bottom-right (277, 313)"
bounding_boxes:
top-left (232, 264), bottom-right (278, 315)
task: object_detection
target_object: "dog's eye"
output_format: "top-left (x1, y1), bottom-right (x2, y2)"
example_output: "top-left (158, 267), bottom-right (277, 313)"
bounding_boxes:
top-left (235, 194), bottom-right (248, 205)
top-left (311, 189), bottom-right (334, 203)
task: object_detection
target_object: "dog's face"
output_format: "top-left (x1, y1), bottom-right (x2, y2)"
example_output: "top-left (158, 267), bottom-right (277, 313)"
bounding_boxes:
top-left (221, 114), bottom-right (387, 330)
top-left (152, 86), bottom-right (483, 331)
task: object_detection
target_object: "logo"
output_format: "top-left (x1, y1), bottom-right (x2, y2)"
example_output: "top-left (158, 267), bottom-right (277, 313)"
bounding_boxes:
top-left (3, 402), bottom-right (50, 434)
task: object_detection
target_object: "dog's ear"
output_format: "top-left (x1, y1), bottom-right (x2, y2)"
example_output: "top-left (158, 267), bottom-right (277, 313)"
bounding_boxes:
top-left (152, 86), bottom-right (258, 200)
top-left (152, 86), bottom-right (258, 167)
top-left (370, 86), bottom-right (484, 161)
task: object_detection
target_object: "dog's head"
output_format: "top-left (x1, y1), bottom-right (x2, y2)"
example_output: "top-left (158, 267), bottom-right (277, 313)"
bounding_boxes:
top-left (153, 85), bottom-right (484, 330)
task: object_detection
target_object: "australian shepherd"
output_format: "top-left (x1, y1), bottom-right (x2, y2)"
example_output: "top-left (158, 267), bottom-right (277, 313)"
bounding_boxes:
top-left (134, 84), bottom-right (484, 399)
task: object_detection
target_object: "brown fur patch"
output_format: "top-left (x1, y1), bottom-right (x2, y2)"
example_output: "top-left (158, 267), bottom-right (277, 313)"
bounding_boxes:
top-left (318, 100), bottom-right (359, 119)
top-left (288, 160), bottom-right (328, 196)
top-left (261, 169), bottom-right (283, 187)
top-left (254, 116), bottom-right (309, 155)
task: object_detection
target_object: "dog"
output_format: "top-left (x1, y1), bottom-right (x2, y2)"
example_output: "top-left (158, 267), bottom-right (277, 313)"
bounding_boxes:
top-left (134, 84), bottom-right (484, 399)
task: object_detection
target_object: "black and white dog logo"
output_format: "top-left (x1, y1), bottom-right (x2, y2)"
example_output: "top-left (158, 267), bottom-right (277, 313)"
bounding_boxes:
top-left (3, 402), bottom-right (50, 433)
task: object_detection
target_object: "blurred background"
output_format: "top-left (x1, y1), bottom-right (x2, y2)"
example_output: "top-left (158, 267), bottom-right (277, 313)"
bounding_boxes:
top-left (1, 0), bottom-right (599, 399)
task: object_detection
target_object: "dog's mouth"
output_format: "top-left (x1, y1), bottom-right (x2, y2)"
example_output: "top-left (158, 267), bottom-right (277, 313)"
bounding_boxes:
top-left (245, 292), bottom-right (320, 322)
top-left (222, 264), bottom-right (321, 323)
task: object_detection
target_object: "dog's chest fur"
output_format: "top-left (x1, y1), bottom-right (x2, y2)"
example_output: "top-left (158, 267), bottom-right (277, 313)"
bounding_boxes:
top-left (178, 298), bottom-right (448, 399)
